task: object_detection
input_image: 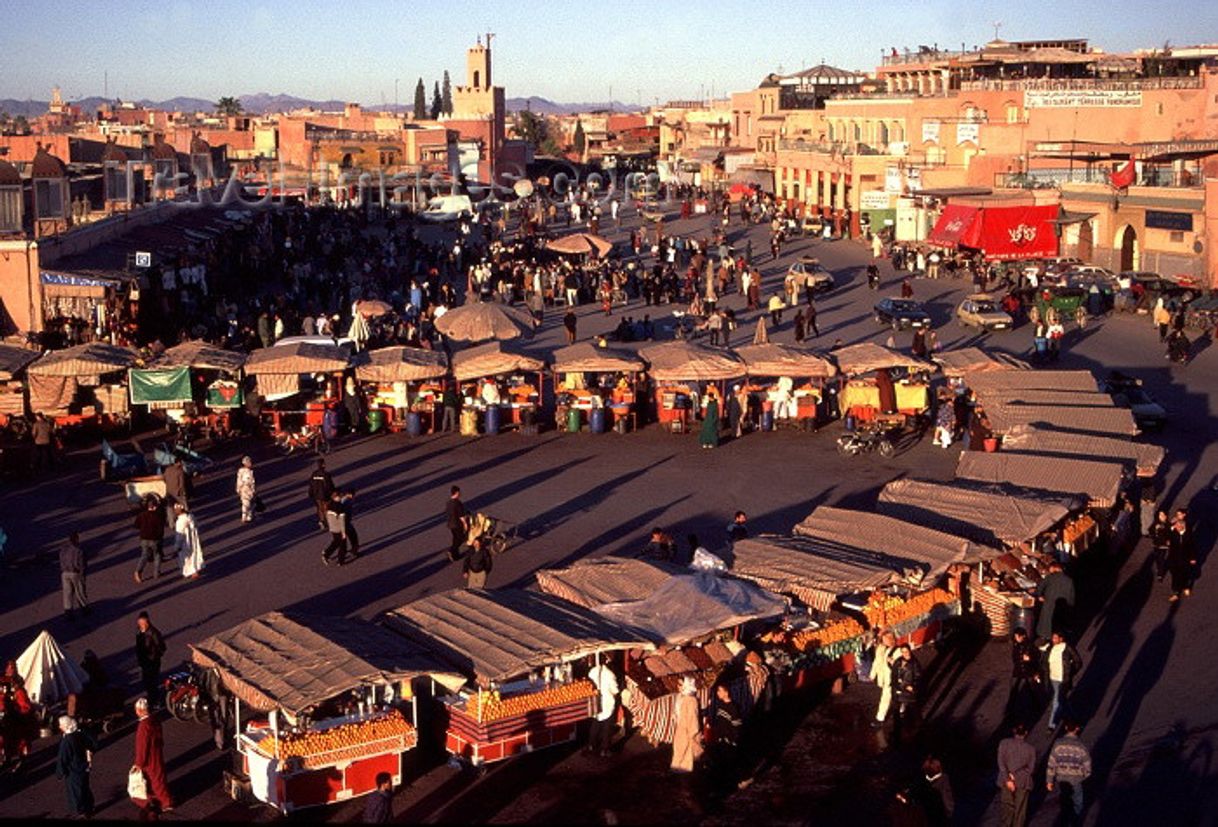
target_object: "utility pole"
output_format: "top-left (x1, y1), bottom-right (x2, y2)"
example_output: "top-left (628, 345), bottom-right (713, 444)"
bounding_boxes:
top-left (394, 78), bottom-right (399, 110)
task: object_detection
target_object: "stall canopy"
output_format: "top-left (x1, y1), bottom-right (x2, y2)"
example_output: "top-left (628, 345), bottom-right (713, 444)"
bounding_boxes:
top-left (0, 344), bottom-right (39, 381)
top-left (831, 342), bottom-right (933, 376)
top-left (876, 479), bottom-right (1080, 547)
top-left (794, 506), bottom-right (1004, 581)
top-left (594, 572), bottom-right (788, 645)
top-left (353, 346), bottom-right (448, 383)
top-left (433, 302), bottom-right (537, 343)
top-left (955, 450), bottom-right (1129, 508)
top-left (735, 343), bottom-right (837, 378)
top-left (451, 342), bottom-right (546, 382)
top-left (27, 342), bottom-right (139, 377)
top-left (129, 367), bottom-right (193, 405)
top-left (160, 340), bottom-right (248, 372)
top-left (536, 557), bottom-right (684, 608)
top-left (640, 341), bottom-right (746, 382)
top-left (1000, 424), bottom-right (1165, 477)
top-left (932, 348), bottom-right (1030, 379)
top-left (965, 369), bottom-right (1099, 394)
top-left (551, 342), bottom-right (646, 374)
top-left (545, 232), bottom-right (614, 258)
top-left (189, 611), bottom-right (463, 716)
top-left (929, 204), bottom-right (1058, 261)
top-left (383, 589), bottom-right (654, 686)
top-left (243, 342), bottom-right (351, 375)
top-left (16, 630), bottom-right (89, 706)
top-left (730, 535), bottom-right (905, 609)
top-left (982, 402), bottom-right (1138, 438)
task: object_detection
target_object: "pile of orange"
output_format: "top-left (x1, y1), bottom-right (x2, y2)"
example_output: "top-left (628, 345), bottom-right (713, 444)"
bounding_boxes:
top-left (465, 680), bottom-right (596, 723)
top-left (789, 617), bottom-right (865, 652)
top-left (257, 709), bottom-right (414, 760)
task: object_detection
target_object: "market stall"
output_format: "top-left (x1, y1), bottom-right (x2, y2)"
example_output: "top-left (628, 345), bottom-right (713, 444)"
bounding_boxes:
top-left (382, 589), bottom-right (652, 766)
top-left (550, 343), bottom-right (645, 434)
top-left (999, 424), bottom-right (1165, 479)
top-left (352, 346), bottom-right (448, 434)
top-left (830, 343), bottom-right (933, 426)
top-left (932, 348), bottom-right (1030, 380)
top-left (243, 342), bottom-right (351, 438)
top-left (26, 343), bottom-right (140, 429)
top-left (190, 611), bottom-right (461, 814)
top-left (130, 340), bottom-right (248, 435)
top-left (0, 343), bottom-right (38, 426)
top-left (734, 343), bottom-right (837, 431)
top-left (433, 302), bottom-right (537, 343)
top-left (451, 343), bottom-right (546, 435)
top-left (639, 341), bottom-right (745, 434)
top-left (963, 369), bottom-right (1100, 395)
top-left (536, 558), bottom-right (786, 745)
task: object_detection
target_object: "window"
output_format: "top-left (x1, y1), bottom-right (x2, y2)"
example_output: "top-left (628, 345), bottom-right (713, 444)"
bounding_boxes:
top-left (853, 122), bottom-right (861, 142)
top-left (827, 121), bottom-right (835, 142)
top-left (746, 114), bottom-right (752, 136)
top-left (892, 122), bottom-right (905, 143)
top-left (1170, 231), bottom-right (1184, 243)
top-left (877, 122), bottom-right (889, 146)
top-left (34, 178), bottom-right (63, 218)
top-left (0, 187), bottom-right (21, 232)
top-left (1156, 102), bottom-right (1164, 116)
top-left (1005, 102), bottom-right (1020, 123)
top-left (104, 163), bottom-right (128, 202)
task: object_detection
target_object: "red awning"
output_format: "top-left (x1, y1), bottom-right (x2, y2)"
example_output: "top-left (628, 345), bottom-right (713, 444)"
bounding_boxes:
top-left (970, 205), bottom-right (1059, 261)
top-left (928, 204), bottom-right (981, 248)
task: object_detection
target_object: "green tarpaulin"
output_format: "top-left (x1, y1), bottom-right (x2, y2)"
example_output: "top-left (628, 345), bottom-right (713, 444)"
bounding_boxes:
top-left (129, 367), bottom-right (192, 405)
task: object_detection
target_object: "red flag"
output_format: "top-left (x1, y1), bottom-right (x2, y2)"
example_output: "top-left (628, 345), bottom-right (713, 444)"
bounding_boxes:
top-left (1109, 155), bottom-right (1136, 190)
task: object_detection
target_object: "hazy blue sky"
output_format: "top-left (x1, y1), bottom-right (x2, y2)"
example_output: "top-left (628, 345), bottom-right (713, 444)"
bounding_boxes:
top-left (2, 0), bottom-right (1214, 104)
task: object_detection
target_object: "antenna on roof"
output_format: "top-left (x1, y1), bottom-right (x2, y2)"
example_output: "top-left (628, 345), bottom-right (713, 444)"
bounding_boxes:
top-left (992, 21), bottom-right (1002, 40)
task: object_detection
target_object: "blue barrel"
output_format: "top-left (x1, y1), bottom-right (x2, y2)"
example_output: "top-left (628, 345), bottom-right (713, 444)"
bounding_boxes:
top-left (484, 405), bottom-right (501, 436)
top-left (405, 411), bottom-right (422, 437)
top-left (589, 407), bottom-right (606, 434)
top-left (761, 410), bottom-right (774, 431)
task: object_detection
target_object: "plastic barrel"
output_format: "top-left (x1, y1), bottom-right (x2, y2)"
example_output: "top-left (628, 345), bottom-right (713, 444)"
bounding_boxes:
top-left (566, 407), bottom-right (582, 433)
top-left (484, 405), bottom-right (501, 436)
top-left (589, 407), bottom-right (606, 434)
top-left (460, 408), bottom-right (478, 436)
top-left (761, 410), bottom-right (774, 431)
top-left (366, 408), bottom-right (385, 433)
top-left (405, 411), bottom-right (422, 437)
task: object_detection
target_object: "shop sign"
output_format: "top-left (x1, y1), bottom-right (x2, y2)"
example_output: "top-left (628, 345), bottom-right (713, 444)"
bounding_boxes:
top-left (1144, 210), bottom-right (1192, 232)
top-left (860, 190), bottom-right (892, 210)
top-left (921, 120), bottom-right (941, 144)
top-left (956, 122), bottom-right (980, 145)
top-left (1025, 89), bottom-right (1142, 108)
top-left (885, 166), bottom-right (903, 193)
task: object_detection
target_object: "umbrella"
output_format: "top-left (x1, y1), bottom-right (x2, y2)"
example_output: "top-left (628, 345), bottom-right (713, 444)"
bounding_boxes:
top-left (17, 630), bottom-right (88, 706)
top-left (347, 313), bottom-right (371, 352)
top-left (356, 299), bottom-right (393, 318)
top-left (433, 302), bottom-right (537, 342)
top-left (753, 317), bottom-right (769, 344)
top-left (546, 232), bottom-right (614, 258)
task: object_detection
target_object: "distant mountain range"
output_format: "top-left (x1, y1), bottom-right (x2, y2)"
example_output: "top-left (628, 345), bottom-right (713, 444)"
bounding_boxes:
top-left (1, 93), bottom-right (644, 119)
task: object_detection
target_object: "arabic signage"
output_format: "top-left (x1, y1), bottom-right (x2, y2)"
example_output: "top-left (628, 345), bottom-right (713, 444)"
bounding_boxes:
top-left (921, 120), bottom-right (941, 144)
top-left (885, 166), bottom-right (903, 193)
top-left (860, 190), bottom-right (893, 210)
top-left (956, 122), bottom-right (980, 146)
top-left (1025, 89), bottom-right (1142, 109)
top-left (1144, 210), bottom-right (1193, 232)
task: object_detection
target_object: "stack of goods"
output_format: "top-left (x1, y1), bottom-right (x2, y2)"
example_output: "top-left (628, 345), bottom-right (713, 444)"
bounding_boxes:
top-left (976, 548), bottom-right (1055, 636)
top-left (462, 680), bottom-right (596, 723)
top-left (757, 614), bottom-right (866, 670)
top-left (444, 678), bottom-right (598, 763)
top-left (861, 588), bottom-right (960, 639)
top-left (1061, 514), bottom-right (1097, 553)
top-left (626, 640), bottom-right (734, 701)
top-left (254, 709), bottom-right (417, 769)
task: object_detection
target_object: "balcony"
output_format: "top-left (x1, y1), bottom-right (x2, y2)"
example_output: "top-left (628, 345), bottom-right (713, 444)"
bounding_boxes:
top-left (880, 48), bottom-right (967, 67)
top-left (995, 167), bottom-right (1204, 190)
top-left (961, 75), bottom-right (1204, 93)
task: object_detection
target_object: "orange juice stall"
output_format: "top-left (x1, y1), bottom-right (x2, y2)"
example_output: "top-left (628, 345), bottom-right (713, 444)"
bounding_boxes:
top-left (353, 346), bottom-right (449, 434)
top-left (451, 343), bottom-right (546, 435)
top-left (551, 342), bottom-right (645, 434)
top-left (639, 341), bottom-right (746, 434)
top-left (243, 342), bottom-right (352, 438)
top-left (735, 343), bottom-right (838, 432)
top-left (830, 342), bottom-right (933, 428)
top-left (382, 589), bottom-right (653, 767)
top-left (189, 612), bottom-right (462, 815)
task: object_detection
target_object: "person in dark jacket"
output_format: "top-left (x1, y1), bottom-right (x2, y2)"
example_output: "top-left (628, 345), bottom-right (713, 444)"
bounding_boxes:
top-left (1006, 627), bottom-right (1041, 724)
top-left (891, 644), bottom-right (921, 742)
top-left (135, 611), bottom-right (167, 704)
top-left (322, 491), bottom-right (350, 566)
top-left (60, 532), bottom-right (88, 619)
top-left (134, 495), bottom-right (168, 583)
top-left (461, 536), bottom-right (493, 588)
top-left (915, 756), bottom-right (954, 826)
top-left (726, 511), bottom-right (749, 543)
top-left (1043, 631), bottom-right (1083, 731)
top-left (1149, 509), bottom-right (1172, 582)
top-left (708, 683), bottom-right (744, 793)
top-left (363, 772), bottom-right (393, 823)
top-left (161, 457), bottom-right (190, 508)
top-left (55, 715), bottom-right (98, 819)
top-left (308, 459), bottom-right (335, 531)
top-left (445, 486), bottom-right (468, 561)
top-left (1166, 509), bottom-right (1196, 601)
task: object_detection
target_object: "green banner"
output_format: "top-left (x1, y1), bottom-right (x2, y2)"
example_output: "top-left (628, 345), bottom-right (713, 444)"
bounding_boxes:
top-left (129, 367), bottom-right (192, 405)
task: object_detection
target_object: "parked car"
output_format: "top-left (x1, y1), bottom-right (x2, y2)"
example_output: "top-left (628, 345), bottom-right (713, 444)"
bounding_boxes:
top-left (874, 297), bottom-right (932, 330)
top-left (787, 256), bottom-right (836, 294)
top-left (957, 293), bottom-right (1014, 331)
top-left (1102, 372), bottom-right (1168, 431)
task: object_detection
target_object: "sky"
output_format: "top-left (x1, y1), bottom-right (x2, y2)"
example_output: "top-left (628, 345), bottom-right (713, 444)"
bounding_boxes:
top-left (1, 0), bottom-right (1215, 105)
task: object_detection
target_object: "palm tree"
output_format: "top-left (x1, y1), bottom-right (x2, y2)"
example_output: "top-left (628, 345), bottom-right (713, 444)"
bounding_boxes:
top-left (215, 96), bottom-right (243, 117)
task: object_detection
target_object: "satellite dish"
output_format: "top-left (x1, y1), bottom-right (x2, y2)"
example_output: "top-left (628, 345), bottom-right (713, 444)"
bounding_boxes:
top-left (513, 179), bottom-right (534, 198)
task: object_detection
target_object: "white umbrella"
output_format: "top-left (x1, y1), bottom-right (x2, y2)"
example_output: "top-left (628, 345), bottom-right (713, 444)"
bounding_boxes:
top-left (16, 630), bottom-right (88, 706)
top-left (347, 313), bottom-right (371, 353)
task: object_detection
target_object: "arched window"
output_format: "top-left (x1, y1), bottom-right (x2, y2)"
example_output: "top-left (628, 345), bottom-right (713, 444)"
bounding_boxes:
top-left (827, 121), bottom-right (835, 142)
top-left (892, 121), bottom-right (905, 143)
top-left (852, 121), bottom-right (861, 142)
top-left (877, 122), bottom-right (890, 146)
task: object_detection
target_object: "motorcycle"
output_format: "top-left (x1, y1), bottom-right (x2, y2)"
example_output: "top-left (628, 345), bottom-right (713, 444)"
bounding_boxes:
top-left (276, 425), bottom-right (331, 456)
top-left (836, 426), bottom-right (896, 458)
top-left (164, 666), bottom-right (211, 724)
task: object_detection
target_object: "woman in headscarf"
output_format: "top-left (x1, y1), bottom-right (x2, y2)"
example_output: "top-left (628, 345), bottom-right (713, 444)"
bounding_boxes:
top-left (671, 676), bottom-right (703, 773)
top-left (173, 503), bottom-right (205, 580)
top-left (55, 716), bottom-right (98, 819)
top-left (700, 387), bottom-right (721, 449)
top-left (235, 456), bottom-right (257, 524)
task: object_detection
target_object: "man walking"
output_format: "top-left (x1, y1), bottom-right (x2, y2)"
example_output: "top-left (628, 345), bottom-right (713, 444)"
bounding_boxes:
top-left (134, 496), bottom-right (167, 583)
top-left (161, 456), bottom-right (189, 509)
top-left (1035, 562), bottom-right (1075, 641)
top-left (891, 644), bottom-right (921, 743)
top-left (869, 631), bottom-right (896, 729)
top-left (322, 491), bottom-right (350, 566)
top-left (135, 612), bottom-right (167, 706)
top-left (55, 716), bottom-right (98, 820)
top-left (1046, 719), bottom-right (1091, 826)
top-left (59, 532), bottom-right (88, 620)
top-left (1166, 508), bottom-right (1196, 602)
top-left (1006, 627), bottom-right (1040, 724)
top-left (461, 535), bottom-right (492, 588)
top-left (709, 683), bottom-right (744, 793)
top-left (563, 308), bottom-right (578, 344)
top-left (446, 486), bottom-right (468, 561)
top-left (132, 697), bottom-right (173, 819)
top-left (31, 413), bottom-right (55, 472)
top-left (586, 657), bottom-right (619, 757)
top-left (1044, 630), bottom-right (1082, 731)
top-left (440, 381), bottom-right (460, 433)
top-left (308, 459), bottom-right (334, 531)
top-left (997, 723), bottom-right (1036, 827)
